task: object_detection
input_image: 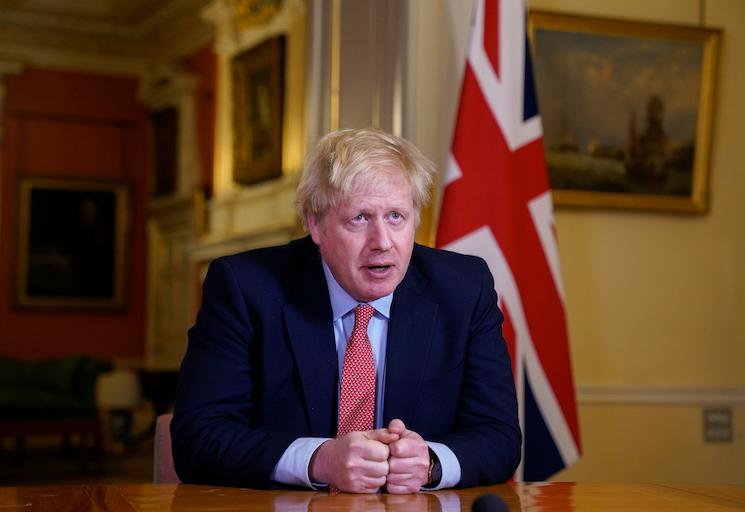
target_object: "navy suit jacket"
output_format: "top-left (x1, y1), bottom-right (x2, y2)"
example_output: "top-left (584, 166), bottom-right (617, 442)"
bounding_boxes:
top-left (172, 236), bottom-right (521, 488)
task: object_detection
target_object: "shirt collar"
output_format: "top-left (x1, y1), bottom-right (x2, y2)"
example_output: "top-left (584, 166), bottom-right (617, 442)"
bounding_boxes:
top-left (321, 259), bottom-right (393, 321)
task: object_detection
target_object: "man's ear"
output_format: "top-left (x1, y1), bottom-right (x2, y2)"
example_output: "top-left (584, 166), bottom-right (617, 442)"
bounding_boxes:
top-left (307, 212), bottom-right (322, 245)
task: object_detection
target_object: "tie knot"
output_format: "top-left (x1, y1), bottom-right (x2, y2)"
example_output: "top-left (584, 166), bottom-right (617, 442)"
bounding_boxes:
top-left (353, 303), bottom-right (375, 331)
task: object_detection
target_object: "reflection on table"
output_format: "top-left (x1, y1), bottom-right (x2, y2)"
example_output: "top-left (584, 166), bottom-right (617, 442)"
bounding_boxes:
top-left (1, 482), bottom-right (744, 511)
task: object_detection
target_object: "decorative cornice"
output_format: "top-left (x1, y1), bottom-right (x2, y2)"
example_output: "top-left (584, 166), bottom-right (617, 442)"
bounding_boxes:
top-left (231, 0), bottom-right (284, 32)
top-left (0, 0), bottom-right (210, 38)
top-left (139, 0), bottom-right (213, 37)
top-left (202, 0), bottom-right (304, 57)
top-left (0, 9), bottom-right (137, 37)
top-left (0, 0), bottom-right (214, 75)
top-left (0, 41), bottom-right (147, 76)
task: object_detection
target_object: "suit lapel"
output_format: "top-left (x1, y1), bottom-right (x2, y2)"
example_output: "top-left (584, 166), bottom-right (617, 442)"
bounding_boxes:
top-left (383, 254), bottom-right (438, 425)
top-left (283, 243), bottom-right (338, 436)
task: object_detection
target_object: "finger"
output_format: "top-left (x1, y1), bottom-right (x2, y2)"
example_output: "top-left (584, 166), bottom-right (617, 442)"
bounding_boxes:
top-left (342, 481), bottom-right (382, 495)
top-left (360, 473), bottom-right (387, 489)
top-left (389, 436), bottom-right (428, 458)
top-left (344, 472), bottom-right (387, 494)
top-left (335, 458), bottom-right (388, 493)
top-left (385, 467), bottom-right (416, 483)
top-left (387, 418), bottom-right (406, 435)
top-left (355, 440), bottom-right (391, 463)
top-left (387, 454), bottom-right (417, 474)
top-left (386, 466), bottom-right (428, 492)
top-left (345, 433), bottom-right (391, 462)
top-left (388, 438), bottom-right (409, 458)
top-left (356, 458), bottom-right (390, 479)
top-left (388, 456), bottom-right (428, 479)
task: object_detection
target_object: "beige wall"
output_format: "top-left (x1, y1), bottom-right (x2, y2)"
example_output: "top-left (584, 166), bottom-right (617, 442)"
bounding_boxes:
top-left (408, 0), bottom-right (745, 484)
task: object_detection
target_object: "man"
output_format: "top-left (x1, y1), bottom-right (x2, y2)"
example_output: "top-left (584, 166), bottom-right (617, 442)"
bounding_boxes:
top-left (172, 128), bottom-right (521, 493)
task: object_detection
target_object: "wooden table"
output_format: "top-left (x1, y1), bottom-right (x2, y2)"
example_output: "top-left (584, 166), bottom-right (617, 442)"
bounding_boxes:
top-left (0, 482), bottom-right (743, 511)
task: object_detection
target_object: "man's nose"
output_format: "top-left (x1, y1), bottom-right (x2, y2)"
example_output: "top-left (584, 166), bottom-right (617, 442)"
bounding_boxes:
top-left (369, 219), bottom-right (392, 251)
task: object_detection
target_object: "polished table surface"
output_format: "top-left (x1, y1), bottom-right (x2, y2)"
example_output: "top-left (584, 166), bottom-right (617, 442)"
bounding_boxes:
top-left (1, 482), bottom-right (744, 511)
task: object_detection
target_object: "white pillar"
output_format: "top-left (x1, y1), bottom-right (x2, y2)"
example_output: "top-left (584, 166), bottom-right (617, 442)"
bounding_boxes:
top-left (139, 64), bottom-right (202, 369)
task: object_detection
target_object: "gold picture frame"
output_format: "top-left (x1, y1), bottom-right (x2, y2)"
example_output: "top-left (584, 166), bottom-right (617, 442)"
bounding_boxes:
top-left (16, 178), bottom-right (128, 308)
top-left (528, 11), bottom-right (721, 212)
top-left (232, 35), bottom-right (285, 186)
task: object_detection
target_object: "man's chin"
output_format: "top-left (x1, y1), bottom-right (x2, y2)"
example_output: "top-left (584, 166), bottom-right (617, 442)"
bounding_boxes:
top-left (357, 281), bottom-right (399, 302)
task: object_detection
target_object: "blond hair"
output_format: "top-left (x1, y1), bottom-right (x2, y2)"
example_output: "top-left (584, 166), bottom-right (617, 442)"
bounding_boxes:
top-left (296, 128), bottom-right (436, 228)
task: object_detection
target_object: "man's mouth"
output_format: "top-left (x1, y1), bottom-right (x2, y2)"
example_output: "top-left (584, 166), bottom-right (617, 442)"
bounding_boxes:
top-left (365, 264), bottom-right (392, 273)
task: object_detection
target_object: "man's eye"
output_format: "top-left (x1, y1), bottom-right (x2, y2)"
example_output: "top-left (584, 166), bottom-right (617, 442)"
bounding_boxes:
top-left (391, 211), bottom-right (401, 219)
top-left (351, 214), bottom-right (365, 222)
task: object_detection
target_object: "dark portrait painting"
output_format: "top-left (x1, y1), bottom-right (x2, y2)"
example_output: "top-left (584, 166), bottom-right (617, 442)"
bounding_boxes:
top-left (17, 179), bottom-right (128, 308)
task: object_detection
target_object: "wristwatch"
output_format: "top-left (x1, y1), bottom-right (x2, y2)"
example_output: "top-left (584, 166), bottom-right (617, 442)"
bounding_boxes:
top-left (427, 448), bottom-right (442, 487)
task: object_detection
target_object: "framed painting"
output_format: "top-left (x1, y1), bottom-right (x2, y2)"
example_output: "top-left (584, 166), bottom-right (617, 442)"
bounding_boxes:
top-left (16, 178), bottom-right (128, 308)
top-left (232, 35), bottom-right (285, 186)
top-left (528, 11), bottom-right (721, 212)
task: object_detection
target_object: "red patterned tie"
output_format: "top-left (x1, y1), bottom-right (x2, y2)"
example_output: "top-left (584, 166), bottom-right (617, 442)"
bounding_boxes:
top-left (336, 303), bottom-right (376, 438)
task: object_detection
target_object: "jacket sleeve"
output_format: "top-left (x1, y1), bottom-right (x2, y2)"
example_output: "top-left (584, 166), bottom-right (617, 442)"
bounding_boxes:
top-left (437, 257), bottom-right (522, 487)
top-left (171, 257), bottom-right (296, 488)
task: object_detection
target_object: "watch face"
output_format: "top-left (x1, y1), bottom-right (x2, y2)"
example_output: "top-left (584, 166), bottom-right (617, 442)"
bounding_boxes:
top-left (427, 448), bottom-right (442, 486)
top-left (431, 460), bottom-right (443, 485)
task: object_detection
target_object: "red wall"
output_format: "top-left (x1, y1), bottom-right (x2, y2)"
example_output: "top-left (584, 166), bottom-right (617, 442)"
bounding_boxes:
top-left (0, 68), bottom-right (148, 360)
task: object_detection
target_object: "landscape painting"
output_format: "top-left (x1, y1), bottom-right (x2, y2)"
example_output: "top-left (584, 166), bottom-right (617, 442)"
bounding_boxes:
top-left (529, 11), bottom-right (720, 212)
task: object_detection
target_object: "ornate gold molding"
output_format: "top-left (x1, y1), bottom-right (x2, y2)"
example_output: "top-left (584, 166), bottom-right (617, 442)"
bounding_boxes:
top-left (231, 0), bottom-right (283, 31)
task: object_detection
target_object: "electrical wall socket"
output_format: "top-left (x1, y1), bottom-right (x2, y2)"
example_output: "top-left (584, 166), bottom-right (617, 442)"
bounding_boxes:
top-left (703, 408), bottom-right (732, 443)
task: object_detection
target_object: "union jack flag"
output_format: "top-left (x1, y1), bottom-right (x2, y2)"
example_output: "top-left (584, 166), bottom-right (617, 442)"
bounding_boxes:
top-left (436, 0), bottom-right (581, 480)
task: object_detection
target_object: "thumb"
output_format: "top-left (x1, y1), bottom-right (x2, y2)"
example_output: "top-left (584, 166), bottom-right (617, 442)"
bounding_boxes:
top-left (387, 418), bottom-right (407, 436)
top-left (366, 426), bottom-right (400, 444)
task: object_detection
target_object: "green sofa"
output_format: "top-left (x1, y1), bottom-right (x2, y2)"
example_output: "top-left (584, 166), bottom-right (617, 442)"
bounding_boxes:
top-left (0, 355), bottom-right (113, 419)
top-left (0, 355), bottom-right (114, 473)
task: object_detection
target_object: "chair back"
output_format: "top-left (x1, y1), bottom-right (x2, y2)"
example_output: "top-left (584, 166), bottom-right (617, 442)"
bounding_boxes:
top-left (153, 413), bottom-right (180, 483)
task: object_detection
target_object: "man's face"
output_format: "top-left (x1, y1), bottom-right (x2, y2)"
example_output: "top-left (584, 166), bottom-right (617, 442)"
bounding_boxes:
top-left (308, 170), bottom-right (417, 302)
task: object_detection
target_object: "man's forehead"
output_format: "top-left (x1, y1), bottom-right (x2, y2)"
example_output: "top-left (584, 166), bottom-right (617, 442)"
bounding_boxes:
top-left (338, 183), bottom-right (413, 211)
top-left (347, 168), bottom-right (411, 195)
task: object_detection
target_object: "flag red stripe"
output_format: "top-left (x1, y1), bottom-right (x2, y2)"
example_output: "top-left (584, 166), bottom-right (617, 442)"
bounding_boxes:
top-left (484, 0), bottom-right (500, 79)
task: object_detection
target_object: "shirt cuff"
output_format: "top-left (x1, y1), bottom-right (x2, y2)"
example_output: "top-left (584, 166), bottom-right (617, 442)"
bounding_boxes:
top-left (424, 441), bottom-right (461, 490)
top-left (271, 437), bottom-right (329, 489)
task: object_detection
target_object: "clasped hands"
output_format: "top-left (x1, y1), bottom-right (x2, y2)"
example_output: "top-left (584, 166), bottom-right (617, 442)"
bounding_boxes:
top-left (309, 418), bottom-right (430, 494)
